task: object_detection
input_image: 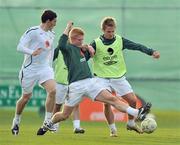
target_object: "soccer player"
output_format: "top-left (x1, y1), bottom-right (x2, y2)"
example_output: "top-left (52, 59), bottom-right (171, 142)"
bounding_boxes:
top-left (90, 17), bottom-right (160, 135)
top-left (52, 49), bottom-right (85, 133)
top-left (38, 21), bottom-right (151, 135)
top-left (37, 51), bottom-right (85, 135)
top-left (11, 10), bottom-right (57, 135)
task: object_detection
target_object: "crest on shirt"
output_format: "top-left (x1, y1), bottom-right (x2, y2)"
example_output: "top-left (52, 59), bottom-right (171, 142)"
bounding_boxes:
top-left (45, 40), bottom-right (50, 48)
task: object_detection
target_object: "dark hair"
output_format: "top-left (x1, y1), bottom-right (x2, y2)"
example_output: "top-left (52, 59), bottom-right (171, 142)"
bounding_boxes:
top-left (41, 10), bottom-right (57, 23)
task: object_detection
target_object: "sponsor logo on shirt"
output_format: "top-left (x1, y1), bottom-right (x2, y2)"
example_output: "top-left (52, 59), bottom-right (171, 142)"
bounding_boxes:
top-left (103, 47), bottom-right (118, 65)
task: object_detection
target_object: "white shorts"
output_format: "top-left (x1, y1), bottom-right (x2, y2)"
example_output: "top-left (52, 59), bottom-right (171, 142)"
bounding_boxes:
top-left (19, 66), bottom-right (54, 94)
top-left (55, 83), bottom-right (68, 104)
top-left (65, 78), bottom-right (106, 107)
top-left (95, 76), bottom-right (133, 97)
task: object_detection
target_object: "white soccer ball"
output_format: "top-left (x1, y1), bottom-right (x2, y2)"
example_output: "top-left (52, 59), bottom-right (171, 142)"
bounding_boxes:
top-left (141, 117), bottom-right (157, 134)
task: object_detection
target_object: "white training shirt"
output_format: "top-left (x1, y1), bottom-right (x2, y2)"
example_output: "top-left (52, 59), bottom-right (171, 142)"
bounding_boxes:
top-left (17, 25), bottom-right (55, 69)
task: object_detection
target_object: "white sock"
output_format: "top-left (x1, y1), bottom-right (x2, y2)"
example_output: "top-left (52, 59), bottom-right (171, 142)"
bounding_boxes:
top-left (127, 119), bottom-right (135, 127)
top-left (73, 120), bottom-right (80, 129)
top-left (44, 112), bottom-right (53, 121)
top-left (109, 123), bottom-right (117, 131)
top-left (14, 114), bottom-right (21, 124)
top-left (126, 107), bottom-right (138, 117)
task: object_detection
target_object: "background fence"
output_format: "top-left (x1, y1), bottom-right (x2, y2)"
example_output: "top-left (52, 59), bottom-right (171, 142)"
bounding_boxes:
top-left (0, 0), bottom-right (179, 110)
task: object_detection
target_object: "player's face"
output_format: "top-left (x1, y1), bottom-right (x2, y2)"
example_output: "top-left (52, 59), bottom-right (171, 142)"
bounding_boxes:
top-left (71, 35), bottom-right (84, 47)
top-left (47, 18), bottom-right (57, 30)
top-left (103, 26), bottom-right (115, 39)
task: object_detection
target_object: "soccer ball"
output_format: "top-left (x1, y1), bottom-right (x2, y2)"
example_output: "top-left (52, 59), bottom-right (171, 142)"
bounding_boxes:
top-left (141, 117), bottom-right (157, 134)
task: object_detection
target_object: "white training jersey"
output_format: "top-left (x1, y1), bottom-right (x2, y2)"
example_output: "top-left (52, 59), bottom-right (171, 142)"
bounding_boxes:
top-left (17, 25), bottom-right (55, 69)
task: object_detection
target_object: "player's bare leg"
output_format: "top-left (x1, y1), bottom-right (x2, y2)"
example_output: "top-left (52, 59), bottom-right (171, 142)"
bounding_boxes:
top-left (37, 79), bottom-right (56, 135)
top-left (43, 105), bottom-right (74, 131)
top-left (104, 104), bottom-right (117, 137)
top-left (95, 90), bottom-right (151, 121)
top-left (41, 79), bottom-right (56, 121)
top-left (11, 93), bottom-right (32, 135)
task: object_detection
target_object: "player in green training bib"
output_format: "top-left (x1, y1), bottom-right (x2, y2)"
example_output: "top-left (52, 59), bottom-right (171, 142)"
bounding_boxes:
top-left (90, 17), bottom-right (160, 136)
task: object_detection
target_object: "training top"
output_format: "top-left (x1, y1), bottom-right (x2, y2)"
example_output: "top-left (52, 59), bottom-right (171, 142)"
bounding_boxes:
top-left (91, 35), bottom-right (155, 78)
top-left (17, 25), bottom-right (55, 69)
top-left (56, 34), bottom-right (92, 84)
top-left (93, 34), bottom-right (126, 78)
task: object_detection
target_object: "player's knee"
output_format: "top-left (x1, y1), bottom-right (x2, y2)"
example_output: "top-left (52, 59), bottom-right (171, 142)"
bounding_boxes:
top-left (21, 94), bottom-right (31, 103)
top-left (131, 99), bottom-right (136, 106)
top-left (104, 103), bottom-right (111, 111)
top-left (128, 97), bottom-right (136, 107)
top-left (49, 89), bottom-right (56, 97)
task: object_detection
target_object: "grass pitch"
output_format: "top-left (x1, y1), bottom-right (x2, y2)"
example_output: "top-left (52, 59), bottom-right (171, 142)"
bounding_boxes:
top-left (0, 109), bottom-right (179, 145)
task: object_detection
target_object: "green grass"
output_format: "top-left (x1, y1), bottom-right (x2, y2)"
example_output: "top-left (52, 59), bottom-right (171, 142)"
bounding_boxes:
top-left (0, 109), bottom-right (180, 145)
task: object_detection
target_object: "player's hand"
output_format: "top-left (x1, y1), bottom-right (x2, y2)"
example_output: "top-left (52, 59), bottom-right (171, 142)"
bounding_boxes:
top-left (80, 44), bottom-right (88, 51)
top-left (152, 51), bottom-right (160, 59)
top-left (87, 45), bottom-right (95, 57)
top-left (32, 48), bottom-right (43, 56)
top-left (67, 21), bottom-right (73, 29)
top-left (65, 21), bottom-right (73, 33)
top-left (64, 21), bottom-right (73, 35)
top-left (80, 45), bottom-right (95, 57)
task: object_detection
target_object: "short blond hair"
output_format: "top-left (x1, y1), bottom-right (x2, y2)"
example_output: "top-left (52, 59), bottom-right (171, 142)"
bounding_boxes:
top-left (69, 27), bottom-right (84, 40)
top-left (101, 17), bottom-right (116, 30)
